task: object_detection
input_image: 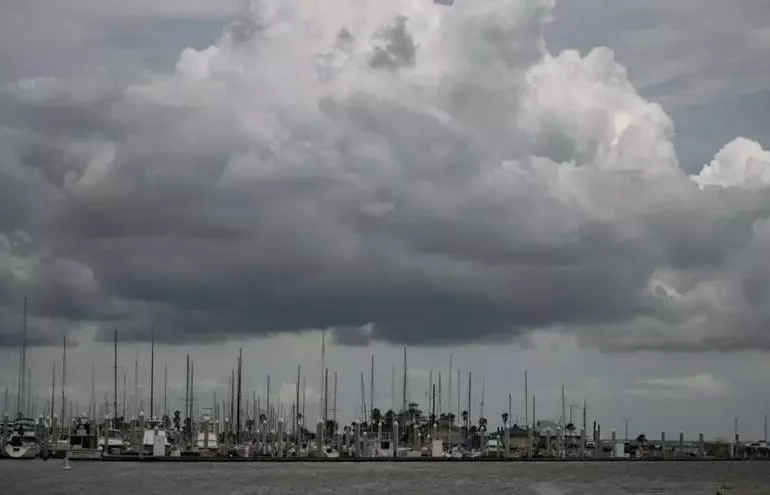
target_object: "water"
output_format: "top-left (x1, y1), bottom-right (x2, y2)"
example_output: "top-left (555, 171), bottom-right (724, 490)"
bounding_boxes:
top-left (1, 461), bottom-right (767, 494)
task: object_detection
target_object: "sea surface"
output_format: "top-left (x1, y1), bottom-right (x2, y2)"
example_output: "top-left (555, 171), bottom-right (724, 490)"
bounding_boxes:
top-left (1, 461), bottom-right (767, 494)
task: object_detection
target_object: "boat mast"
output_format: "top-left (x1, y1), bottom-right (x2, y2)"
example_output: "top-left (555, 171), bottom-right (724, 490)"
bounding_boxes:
top-left (236, 348), bottom-right (242, 443)
top-left (60, 336), bottom-right (67, 429)
top-left (391, 364), bottom-right (395, 413)
top-left (133, 350), bottom-right (138, 416)
top-left (163, 363), bottom-right (168, 418)
top-left (17, 296), bottom-right (27, 416)
top-left (561, 385), bottom-right (566, 455)
top-left (90, 361), bottom-right (95, 420)
top-left (232, 370), bottom-right (237, 435)
top-left (301, 375), bottom-right (306, 426)
top-left (189, 360), bottom-right (195, 427)
top-left (448, 354), bottom-right (453, 424)
top-left (323, 368), bottom-right (329, 427)
top-left (149, 326), bottom-right (155, 419)
top-left (360, 371), bottom-right (365, 422)
top-left (50, 364), bottom-right (55, 422)
top-left (333, 371), bottom-right (338, 423)
top-left (185, 354), bottom-right (190, 438)
top-left (467, 371), bottom-right (472, 430)
top-left (319, 332), bottom-right (325, 424)
top-left (26, 368), bottom-right (31, 418)
top-left (122, 370), bottom-right (127, 419)
top-left (456, 368), bottom-right (461, 423)
top-left (113, 329), bottom-right (118, 425)
top-left (524, 370), bottom-right (528, 429)
top-left (480, 377), bottom-right (485, 422)
top-left (402, 347), bottom-right (407, 415)
top-left (295, 365), bottom-right (301, 444)
top-left (369, 355), bottom-right (374, 421)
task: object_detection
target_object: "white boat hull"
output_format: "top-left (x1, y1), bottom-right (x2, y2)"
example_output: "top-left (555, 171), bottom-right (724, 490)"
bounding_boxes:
top-left (3, 443), bottom-right (40, 459)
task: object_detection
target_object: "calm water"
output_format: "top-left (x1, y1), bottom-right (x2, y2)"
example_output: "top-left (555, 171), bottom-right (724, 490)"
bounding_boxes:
top-left (1, 461), bottom-right (767, 494)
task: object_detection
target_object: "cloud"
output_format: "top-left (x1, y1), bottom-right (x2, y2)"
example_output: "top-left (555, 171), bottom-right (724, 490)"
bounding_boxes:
top-left (627, 374), bottom-right (728, 398)
top-left (1, 0), bottom-right (770, 352)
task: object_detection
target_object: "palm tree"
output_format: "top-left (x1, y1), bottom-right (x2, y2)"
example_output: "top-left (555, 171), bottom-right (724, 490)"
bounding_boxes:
top-left (479, 417), bottom-right (488, 431)
top-left (636, 433), bottom-right (647, 445)
top-left (384, 409), bottom-right (395, 429)
top-left (371, 408), bottom-right (381, 426)
top-left (461, 410), bottom-right (468, 430)
top-left (502, 412), bottom-right (509, 427)
top-left (325, 419), bottom-right (337, 436)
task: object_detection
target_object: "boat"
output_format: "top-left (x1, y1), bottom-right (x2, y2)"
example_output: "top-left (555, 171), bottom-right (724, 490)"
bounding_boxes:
top-left (323, 445), bottom-right (340, 458)
top-left (142, 419), bottom-right (170, 456)
top-left (196, 412), bottom-right (219, 452)
top-left (98, 429), bottom-right (125, 454)
top-left (68, 415), bottom-right (103, 459)
top-left (3, 417), bottom-right (41, 459)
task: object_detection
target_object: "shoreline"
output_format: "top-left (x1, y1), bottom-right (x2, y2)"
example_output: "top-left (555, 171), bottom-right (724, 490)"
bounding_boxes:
top-left (40, 455), bottom-right (770, 463)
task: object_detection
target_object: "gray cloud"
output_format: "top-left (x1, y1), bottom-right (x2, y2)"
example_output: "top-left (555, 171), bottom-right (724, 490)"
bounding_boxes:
top-left (1, 0), bottom-right (770, 352)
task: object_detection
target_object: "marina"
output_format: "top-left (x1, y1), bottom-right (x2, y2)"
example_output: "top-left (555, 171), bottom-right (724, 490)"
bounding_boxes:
top-left (2, 316), bottom-right (769, 464)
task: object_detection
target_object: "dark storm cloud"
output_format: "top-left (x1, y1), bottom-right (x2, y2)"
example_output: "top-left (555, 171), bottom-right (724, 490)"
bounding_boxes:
top-left (1, 0), bottom-right (770, 351)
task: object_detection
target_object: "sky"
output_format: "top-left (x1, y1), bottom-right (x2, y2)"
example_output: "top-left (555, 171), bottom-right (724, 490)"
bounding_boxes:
top-left (1, 0), bottom-right (770, 441)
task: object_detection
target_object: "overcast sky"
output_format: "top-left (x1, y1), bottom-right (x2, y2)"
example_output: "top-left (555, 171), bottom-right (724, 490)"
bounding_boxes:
top-left (1, 0), bottom-right (770, 441)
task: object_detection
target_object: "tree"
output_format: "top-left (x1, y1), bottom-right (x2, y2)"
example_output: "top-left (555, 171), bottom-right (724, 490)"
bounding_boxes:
top-left (371, 408), bottom-right (381, 426)
top-left (479, 417), bottom-right (488, 431)
top-left (636, 434), bottom-right (647, 445)
top-left (502, 412), bottom-right (509, 427)
top-left (325, 419), bottom-right (337, 436)
top-left (384, 409), bottom-right (395, 429)
top-left (461, 410), bottom-right (468, 427)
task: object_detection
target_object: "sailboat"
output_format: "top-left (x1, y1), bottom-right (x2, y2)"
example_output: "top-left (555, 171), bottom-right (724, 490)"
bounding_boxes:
top-left (3, 298), bottom-right (39, 459)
